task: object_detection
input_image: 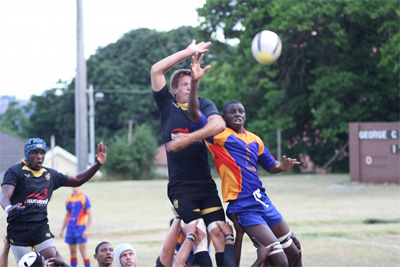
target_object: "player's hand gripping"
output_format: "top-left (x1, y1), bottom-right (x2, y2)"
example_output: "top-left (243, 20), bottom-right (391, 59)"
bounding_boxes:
top-left (165, 133), bottom-right (194, 152)
top-left (7, 203), bottom-right (25, 214)
top-left (251, 236), bottom-right (273, 267)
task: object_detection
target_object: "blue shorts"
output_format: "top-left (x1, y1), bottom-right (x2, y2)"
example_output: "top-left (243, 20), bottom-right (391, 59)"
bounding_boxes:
top-left (227, 189), bottom-right (283, 227)
top-left (65, 225), bottom-right (87, 245)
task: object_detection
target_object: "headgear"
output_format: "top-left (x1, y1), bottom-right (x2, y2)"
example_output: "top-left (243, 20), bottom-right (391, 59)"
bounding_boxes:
top-left (24, 138), bottom-right (46, 165)
top-left (114, 243), bottom-right (136, 267)
top-left (17, 251), bottom-right (43, 267)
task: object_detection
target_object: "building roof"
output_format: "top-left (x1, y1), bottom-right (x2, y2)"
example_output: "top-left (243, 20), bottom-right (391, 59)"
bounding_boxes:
top-left (44, 146), bottom-right (102, 177)
top-left (0, 130), bottom-right (25, 177)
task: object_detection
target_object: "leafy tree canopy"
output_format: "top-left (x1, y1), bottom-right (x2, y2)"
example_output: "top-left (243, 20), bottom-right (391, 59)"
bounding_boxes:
top-left (197, 0), bottom-right (399, 172)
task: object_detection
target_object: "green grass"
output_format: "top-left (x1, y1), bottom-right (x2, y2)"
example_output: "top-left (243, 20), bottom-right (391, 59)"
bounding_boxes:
top-left (1, 174), bottom-right (399, 266)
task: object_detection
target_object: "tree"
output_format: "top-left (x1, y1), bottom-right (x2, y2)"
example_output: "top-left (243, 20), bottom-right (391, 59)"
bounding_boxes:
top-left (27, 88), bottom-right (76, 153)
top-left (103, 123), bottom-right (158, 179)
top-left (0, 100), bottom-right (32, 138)
top-left (197, 0), bottom-right (400, 172)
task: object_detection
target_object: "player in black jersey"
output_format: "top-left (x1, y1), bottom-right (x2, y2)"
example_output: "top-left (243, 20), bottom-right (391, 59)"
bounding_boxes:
top-left (151, 40), bottom-right (232, 266)
top-left (0, 138), bottom-right (107, 265)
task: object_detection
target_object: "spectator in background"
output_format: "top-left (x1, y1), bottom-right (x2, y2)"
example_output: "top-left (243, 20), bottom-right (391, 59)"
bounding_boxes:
top-left (59, 186), bottom-right (93, 267)
top-left (114, 243), bottom-right (136, 267)
top-left (93, 241), bottom-right (114, 267)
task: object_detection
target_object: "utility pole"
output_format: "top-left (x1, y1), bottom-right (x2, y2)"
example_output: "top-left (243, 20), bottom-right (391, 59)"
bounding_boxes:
top-left (75, 0), bottom-right (88, 172)
top-left (277, 129), bottom-right (281, 161)
top-left (126, 119), bottom-right (136, 143)
top-left (88, 85), bottom-right (95, 165)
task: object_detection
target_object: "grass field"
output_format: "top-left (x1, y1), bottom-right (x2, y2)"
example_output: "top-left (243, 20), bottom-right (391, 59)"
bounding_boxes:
top-left (1, 174), bottom-right (399, 266)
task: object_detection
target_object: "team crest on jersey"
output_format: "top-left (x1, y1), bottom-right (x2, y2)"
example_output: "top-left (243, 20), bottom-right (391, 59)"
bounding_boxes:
top-left (173, 199), bottom-right (179, 209)
top-left (24, 174), bottom-right (30, 178)
top-left (45, 173), bottom-right (51, 180)
top-left (46, 233), bottom-right (51, 237)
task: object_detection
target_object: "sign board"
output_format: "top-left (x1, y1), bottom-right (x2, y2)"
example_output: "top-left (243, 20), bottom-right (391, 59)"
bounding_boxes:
top-left (349, 122), bottom-right (400, 184)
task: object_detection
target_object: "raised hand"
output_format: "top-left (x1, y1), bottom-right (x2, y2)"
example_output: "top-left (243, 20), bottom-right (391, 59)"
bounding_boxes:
top-left (95, 142), bottom-right (107, 165)
top-left (187, 39), bottom-right (212, 54)
top-left (190, 53), bottom-right (211, 81)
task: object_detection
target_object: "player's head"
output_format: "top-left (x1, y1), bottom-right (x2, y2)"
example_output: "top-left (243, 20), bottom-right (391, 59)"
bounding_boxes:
top-left (24, 138), bottom-right (46, 168)
top-left (18, 251), bottom-right (44, 267)
top-left (114, 243), bottom-right (136, 267)
top-left (94, 241), bottom-right (114, 267)
top-left (170, 69), bottom-right (191, 103)
top-left (222, 100), bottom-right (246, 133)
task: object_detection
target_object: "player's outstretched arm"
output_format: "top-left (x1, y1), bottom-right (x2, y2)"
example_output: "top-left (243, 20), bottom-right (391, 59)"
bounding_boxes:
top-left (64, 142), bottom-right (107, 187)
top-left (159, 206), bottom-right (182, 267)
top-left (269, 155), bottom-right (300, 174)
top-left (165, 114), bottom-right (225, 152)
top-left (151, 39), bottom-right (212, 92)
top-left (173, 220), bottom-right (200, 267)
top-left (188, 52), bottom-right (211, 124)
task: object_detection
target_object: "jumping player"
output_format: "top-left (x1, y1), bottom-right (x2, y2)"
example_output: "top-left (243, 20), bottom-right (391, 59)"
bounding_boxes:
top-left (150, 39), bottom-right (231, 266)
top-left (0, 138), bottom-right (107, 264)
top-left (178, 53), bottom-right (303, 266)
top-left (59, 187), bottom-right (93, 267)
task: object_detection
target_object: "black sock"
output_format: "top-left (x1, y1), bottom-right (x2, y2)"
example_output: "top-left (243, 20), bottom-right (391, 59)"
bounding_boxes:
top-left (216, 252), bottom-right (224, 267)
top-left (192, 251), bottom-right (213, 266)
top-left (223, 244), bottom-right (236, 267)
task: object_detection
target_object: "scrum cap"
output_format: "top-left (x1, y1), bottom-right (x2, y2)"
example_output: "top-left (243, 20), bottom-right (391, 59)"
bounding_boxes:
top-left (114, 243), bottom-right (136, 267)
top-left (24, 138), bottom-right (46, 165)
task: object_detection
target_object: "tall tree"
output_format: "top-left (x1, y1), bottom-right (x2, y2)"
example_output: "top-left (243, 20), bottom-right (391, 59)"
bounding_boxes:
top-left (197, 0), bottom-right (400, 172)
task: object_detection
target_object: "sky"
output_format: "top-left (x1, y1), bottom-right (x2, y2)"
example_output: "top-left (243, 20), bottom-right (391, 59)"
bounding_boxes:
top-left (0, 0), bottom-right (205, 100)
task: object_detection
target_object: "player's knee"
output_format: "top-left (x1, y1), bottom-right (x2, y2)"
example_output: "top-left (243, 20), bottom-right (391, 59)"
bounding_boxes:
top-left (278, 231), bottom-right (293, 249)
top-left (267, 242), bottom-right (288, 266)
top-left (190, 219), bottom-right (208, 253)
top-left (278, 232), bottom-right (301, 265)
top-left (267, 241), bottom-right (284, 257)
top-left (206, 220), bottom-right (222, 234)
top-left (207, 221), bottom-right (225, 252)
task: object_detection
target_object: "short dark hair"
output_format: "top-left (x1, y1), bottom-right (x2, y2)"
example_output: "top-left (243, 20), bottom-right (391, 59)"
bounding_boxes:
top-left (95, 241), bottom-right (111, 254)
top-left (222, 100), bottom-right (242, 115)
top-left (170, 69), bottom-right (191, 89)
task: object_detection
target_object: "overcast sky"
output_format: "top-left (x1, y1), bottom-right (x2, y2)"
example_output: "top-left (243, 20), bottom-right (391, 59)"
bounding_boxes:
top-left (0, 0), bottom-right (205, 100)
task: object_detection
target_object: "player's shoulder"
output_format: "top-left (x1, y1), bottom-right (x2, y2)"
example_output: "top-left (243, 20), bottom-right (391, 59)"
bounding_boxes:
top-left (199, 97), bottom-right (215, 105)
top-left (245, 129), bottom-right (263, 142)
top-left (4, 162), bottom-right (25, 176)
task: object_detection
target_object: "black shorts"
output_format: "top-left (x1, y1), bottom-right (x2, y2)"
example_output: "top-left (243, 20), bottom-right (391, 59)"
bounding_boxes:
top-left (7, 220), bottom-right (54, 247)
top-left (168, 178), bottom-right (225, 225)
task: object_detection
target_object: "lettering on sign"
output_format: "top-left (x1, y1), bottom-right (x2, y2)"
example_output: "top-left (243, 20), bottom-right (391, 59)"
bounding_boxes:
top-left (391, 144), bottom-right (400, 154)
top-left (358, 130), bottom-right (398, 140)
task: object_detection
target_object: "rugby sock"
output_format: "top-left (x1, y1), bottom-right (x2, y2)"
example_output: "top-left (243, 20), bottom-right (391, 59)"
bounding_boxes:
top-left (192, 251), bottom-right (212, 266)
top-left (71, 257), bottom-right (78, 267)
top-left (216, 252), bottom-right (224, 267)
top-left (224, 244), bottom-right (236, 267)
top-left (84, 258), bottom-right (91, 267)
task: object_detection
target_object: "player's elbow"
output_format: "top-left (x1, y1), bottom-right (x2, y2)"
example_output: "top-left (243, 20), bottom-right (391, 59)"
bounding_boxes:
top-left (216, 121), bottom-right (226, 133)
top-left (150, 63), bottom-right (163, 77)
top-left (188, 110), bottom-right (201, 124)
top-left (214, 117), bottom-right (226, 133)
